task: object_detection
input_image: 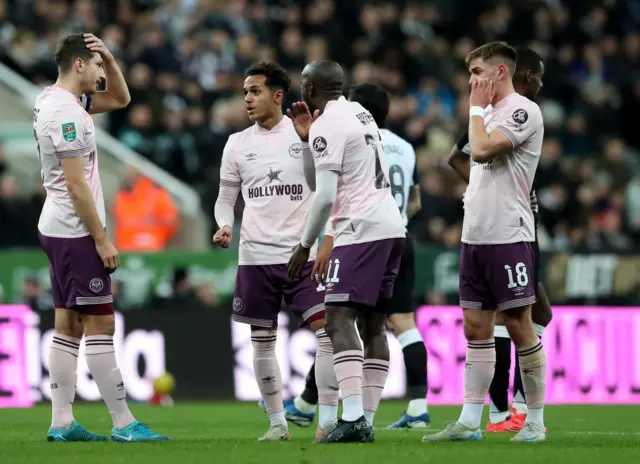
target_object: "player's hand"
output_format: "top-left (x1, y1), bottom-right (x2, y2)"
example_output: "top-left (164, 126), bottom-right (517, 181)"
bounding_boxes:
top-left (470, 78), bottom-right (494, 108)
top-left (312, 236), bottom-right (333, 284)
top-left (84, 33), bottom-right (114, 61)
top-left (96, 239), bottom-right (119, 271)
top-left (213, 226), bottom-right (232, 248)
top-left (287, 101), bottom-right (320, 143)
top-left (288, 243), bottom-right (311, 280)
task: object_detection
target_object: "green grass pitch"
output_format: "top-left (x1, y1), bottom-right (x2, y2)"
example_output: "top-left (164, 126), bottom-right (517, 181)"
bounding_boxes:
top-left (1, 401), bottom-right (639, 463)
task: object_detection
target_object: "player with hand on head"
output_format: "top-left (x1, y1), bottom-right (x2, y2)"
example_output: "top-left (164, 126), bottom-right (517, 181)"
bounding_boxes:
top-left (284, 83), bottom-right (430, 431)
top-left (449, 46), bottom-right (552, 434)
top-left (287, 61), bottom-right (406, 443)
top-left (36, 33), bottom-right (167, 443)
top-left (423, 41), bottom-right (547, 444)
top-left (213, 62), bottom-right (335, 442)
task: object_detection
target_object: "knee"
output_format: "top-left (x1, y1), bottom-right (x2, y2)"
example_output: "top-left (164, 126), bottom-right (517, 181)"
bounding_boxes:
top-left (324, 312), bottom-right (341, 340)
top-left (494, 311), bottom-right (507, 326)
top-left (504, 310), bottom-right (535, 345)
top-left (387, 313), bottom-right (415, 337)
top-left (82, 314), bottom-right (116, 337)
top-left (54, 309), bottom-right (83, 339)
top-left (308, 318), bottom-right (325, 334)
top-left (360, 314), bottom-right (386, 344)
top-left (463, 315), bottom-right (493, 341)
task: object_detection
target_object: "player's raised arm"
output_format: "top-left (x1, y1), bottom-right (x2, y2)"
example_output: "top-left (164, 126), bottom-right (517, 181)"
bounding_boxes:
top-left (288, 121), bottom-right (344, 279)
top-left (300, 124), bottom-right (345, 248)
top-left (288, 101), bottom-right (321, 191)
top-left (213, 135), bottom-right (241, 248)
top-left (449, 130), bottom-right (471, 184)
top-left (468, 79), bottom-right (513, 163)
top-left (83, 33), bottom-right (130, 114)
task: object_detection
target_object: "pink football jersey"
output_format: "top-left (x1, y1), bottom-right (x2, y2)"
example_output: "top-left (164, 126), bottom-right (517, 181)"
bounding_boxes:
top-left (34, 86), bottom-right (106, 238)
top-left (219, 117), bottom-right (319, 265)
top-left (462, 93), bottom-right (544, 244)
top-left (309, 97), bottom-right (405, 247)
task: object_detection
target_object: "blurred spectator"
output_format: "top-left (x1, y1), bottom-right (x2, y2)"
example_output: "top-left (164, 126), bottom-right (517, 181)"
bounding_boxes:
top-left (112, 165), bottom-right (178, 252)
top-left (14, 275), bottom-right (54, 312)
top-left (151, 266), bottom-right (215, 310)
top-left (0, 0), bottom-right (637, 252)
top-left (0, 174), bottom-right (39, 248)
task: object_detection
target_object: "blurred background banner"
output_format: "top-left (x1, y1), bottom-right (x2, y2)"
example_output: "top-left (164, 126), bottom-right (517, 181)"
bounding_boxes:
top-left (3, 304), bottom-right (639, 406)
top-left (0, 304), bottom-right (33, 408)
top-left (2, 247), bottom-right (639, 310)
top-left (416, 306), bottom-right (640, 405)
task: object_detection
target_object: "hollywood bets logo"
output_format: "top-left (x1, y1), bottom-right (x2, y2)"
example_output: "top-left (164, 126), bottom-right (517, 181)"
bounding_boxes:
top-left (247, 167), bottom-right (304, 201)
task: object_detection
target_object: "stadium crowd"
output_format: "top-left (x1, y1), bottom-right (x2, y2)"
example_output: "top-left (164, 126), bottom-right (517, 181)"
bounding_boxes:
top-left (0, 0), bottom-right (639, 251)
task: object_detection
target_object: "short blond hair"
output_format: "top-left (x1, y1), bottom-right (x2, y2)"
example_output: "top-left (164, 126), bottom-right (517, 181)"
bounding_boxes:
top-left (465, 41), bottom-right (517, 75)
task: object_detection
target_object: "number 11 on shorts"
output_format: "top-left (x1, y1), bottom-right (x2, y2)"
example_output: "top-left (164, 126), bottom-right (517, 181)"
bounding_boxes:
top-left (317, 259), bottom-right (341, 291)
top-left (504, 262), bottom-right (529, 288)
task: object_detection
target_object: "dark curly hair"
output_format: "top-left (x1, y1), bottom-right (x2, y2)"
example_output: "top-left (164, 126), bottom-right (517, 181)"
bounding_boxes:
top-left (245, 62), bottom-right (292, 93)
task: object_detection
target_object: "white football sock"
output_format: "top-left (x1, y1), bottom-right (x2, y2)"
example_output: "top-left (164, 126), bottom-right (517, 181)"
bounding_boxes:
top-left (294, 396), bottom-right (316, 414)
top-left (406, 398), bottom-right (428, 417)
top-left (49, 334), bottom-right (80, 429)
top-left (85, 335), bottom-right (136, 430)
top-left (342, 395), bottom-right (364, 422)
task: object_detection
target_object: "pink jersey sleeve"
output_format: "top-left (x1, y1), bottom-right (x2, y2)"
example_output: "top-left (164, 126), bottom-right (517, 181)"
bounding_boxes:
top-left (47, 105), bottom-right (89, 158)
top-left (219, 134), bottom-right (241, 187)
top-left (310, 117), bottom-right (346, 174)
top-left (494, 100), bottom-right (543, 148)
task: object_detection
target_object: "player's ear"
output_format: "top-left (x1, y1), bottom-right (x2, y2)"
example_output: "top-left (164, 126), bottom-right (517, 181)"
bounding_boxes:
top-left (498, 64), bottom-right (508, 80)
top-left (273, 89), bottom-right (284, 104)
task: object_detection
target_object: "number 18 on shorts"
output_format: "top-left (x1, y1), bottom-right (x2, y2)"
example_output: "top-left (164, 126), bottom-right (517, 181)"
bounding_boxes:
top-left (458, 242), bottom-right (537, 311)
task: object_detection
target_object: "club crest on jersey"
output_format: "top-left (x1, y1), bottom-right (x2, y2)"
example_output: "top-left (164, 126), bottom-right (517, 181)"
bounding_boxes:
top-left (511, 109), bottom-right (528, 124)
top-left (313, 136), bottom-right (328, 155)
top-left (61, 122), bottom-right (77, 142)
top-left (289, 143), bottom-right (304, 159)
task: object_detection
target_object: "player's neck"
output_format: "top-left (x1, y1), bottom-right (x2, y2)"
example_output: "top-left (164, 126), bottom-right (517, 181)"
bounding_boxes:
top-left (55, 76), bottom-right (83, 99)
top-left (492, 83), bottom-right (516, 107)
top-left (256, 112), bottom-right (283, 131)
top-left (315, 94), bottom-right (341, 113)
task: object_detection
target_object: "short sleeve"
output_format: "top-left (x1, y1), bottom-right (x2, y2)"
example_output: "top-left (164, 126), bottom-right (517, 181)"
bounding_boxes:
top-left (494, 103), bottom-right (543, 148)
top-left (48, 107), bottom-right (89, 158)
top-left (219, 134), bottom-right (241, 187)
top-left (310, 119), bottom-right (346, 174)
top-left (456, 129), bottom-right (470, 155)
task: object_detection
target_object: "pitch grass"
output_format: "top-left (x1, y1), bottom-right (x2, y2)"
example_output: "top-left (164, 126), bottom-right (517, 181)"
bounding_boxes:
top-left (1, 401), bottom-right (639, 463)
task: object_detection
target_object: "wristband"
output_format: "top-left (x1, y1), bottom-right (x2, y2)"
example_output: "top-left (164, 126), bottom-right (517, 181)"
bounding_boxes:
top-left (469, 106), bottom-right (485, 118)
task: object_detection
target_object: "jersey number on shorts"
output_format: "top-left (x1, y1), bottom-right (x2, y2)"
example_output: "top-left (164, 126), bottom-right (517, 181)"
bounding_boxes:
top-left (388, 164), bottom-right (405, 212)
top-left (365, 134), bottom-right (390, 190)
top-left (316, 259), bottom-right (340, 291)
top-left (505, 263), bottom-right (529, 288)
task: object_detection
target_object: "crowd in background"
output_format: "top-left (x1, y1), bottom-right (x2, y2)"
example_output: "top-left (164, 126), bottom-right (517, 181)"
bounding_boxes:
top-left (1, 0), bottom-right (639, 252)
